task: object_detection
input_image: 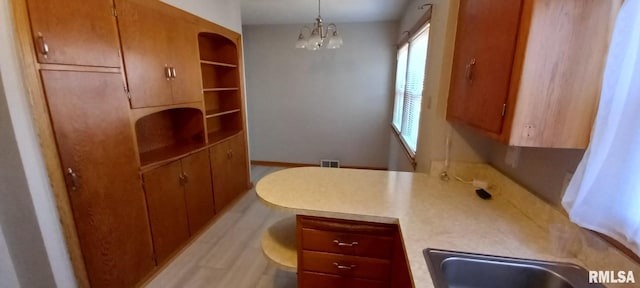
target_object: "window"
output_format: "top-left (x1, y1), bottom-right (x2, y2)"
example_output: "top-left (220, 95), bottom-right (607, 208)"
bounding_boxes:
top-left (392, 24), bottom-right (430, 155)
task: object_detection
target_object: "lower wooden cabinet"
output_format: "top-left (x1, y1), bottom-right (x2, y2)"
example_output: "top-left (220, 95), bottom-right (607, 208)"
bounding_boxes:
top-left (143, 149), bottom-right (215, 263)
top-left (209, 133), bottom-right (248, 212)
top-left (297, 216), bottom-right (411, 288)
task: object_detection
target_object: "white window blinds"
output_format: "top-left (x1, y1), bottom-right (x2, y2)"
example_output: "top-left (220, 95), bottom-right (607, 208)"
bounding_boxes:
top-left (392, 24), bottom-right (430, 155)
top-left (392, 44), bottom-right (408, 130)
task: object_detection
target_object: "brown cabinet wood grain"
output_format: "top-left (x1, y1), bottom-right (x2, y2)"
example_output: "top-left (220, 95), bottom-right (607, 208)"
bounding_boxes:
top-left (143, 150), bottom-right (215, 263)
top-left (143, 160), bottom-right (190, 263)
top-left (181, 150), bottom-right (216, 234)
top-left (26, 0), bottom-right (121, 67)
top-left (41, 70), bottom-right (154, 287)
top-left (447, 0), bottom-right (523, 134)
top-left (297, 216), bottom-right (411, 288)
top-left (116, 0), bottom-right (202, 108)
top-left (209, 133), bottom-right (248, 212)
top-left (447, 0), bottom-right (620, 148)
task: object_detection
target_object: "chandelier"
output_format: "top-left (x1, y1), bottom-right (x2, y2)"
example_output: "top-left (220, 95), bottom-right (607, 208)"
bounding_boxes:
top-left (295, 0), bottom-right (343, 50)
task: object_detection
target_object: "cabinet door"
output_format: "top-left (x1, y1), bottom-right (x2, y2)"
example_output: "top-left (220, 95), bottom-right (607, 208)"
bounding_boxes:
top-left (209, 142), bottom-right (234, 212)
top-left (229, 134), bottom-right (248, 197)
top-left (168, 20), bottom-right (203, 104)
top-left (116, 0), bottom-right (173, 108)
top-left (447, 0), bottom-right (523, 133)
top-left (142, 161), bottom-right (190, 263)
top-left (181, 150), bottom-right (215, 234)
top-left (26, 0), bottom-right (121, 67)
top-left (42, 70), bottom-right (154, 287)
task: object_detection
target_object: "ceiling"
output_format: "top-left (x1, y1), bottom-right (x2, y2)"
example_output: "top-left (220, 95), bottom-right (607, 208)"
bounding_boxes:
top-left (241, 0), bottom-right (410, 26)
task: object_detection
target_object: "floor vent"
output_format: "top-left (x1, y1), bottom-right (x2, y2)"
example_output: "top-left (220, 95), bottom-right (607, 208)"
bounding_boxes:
top-left (320, 160), bottom-right (340, 168)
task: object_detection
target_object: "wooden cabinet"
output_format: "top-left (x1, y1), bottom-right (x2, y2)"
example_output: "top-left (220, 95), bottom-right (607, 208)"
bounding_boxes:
top-left (181, 150), bottom-right (216, 234)
top-left (297, 216), bottom-right (411, 288)
top-left (143, 150), bottom-right (215, 263)
top-left (41, 70), bottom-right (154, 287)
top-left (447, 0), bottom-right (619, 148)
top-left (209, 133), bottom-right (248, 212)
top-left (116, 0), bottom-right (202, 108)
top-left (25, 0), bottom-right (121, 67)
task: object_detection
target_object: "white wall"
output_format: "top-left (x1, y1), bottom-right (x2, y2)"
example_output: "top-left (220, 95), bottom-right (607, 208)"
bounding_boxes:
top-left (0, 0), bottom-right (75, 286)
top-left (160, 0), bottom-right (242, 33)
top-left (388, 0), bottom-right (492, 172)
top-left (243, 22), bottom-right (397, 168)
top-left (0, 228), bottom-right (20, 288)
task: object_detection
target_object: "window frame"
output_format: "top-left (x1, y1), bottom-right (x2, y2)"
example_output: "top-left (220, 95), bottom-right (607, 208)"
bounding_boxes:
top-left (391, 22), bottom-right (431, 160)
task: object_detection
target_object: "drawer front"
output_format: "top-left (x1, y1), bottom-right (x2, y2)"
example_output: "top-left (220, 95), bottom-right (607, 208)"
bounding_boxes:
top-left (300, 271), bottom-right (389, 288)
top-left (302, 251), bottom-right (391, 281)
top-left (302, 228), bottom-right (394, 259)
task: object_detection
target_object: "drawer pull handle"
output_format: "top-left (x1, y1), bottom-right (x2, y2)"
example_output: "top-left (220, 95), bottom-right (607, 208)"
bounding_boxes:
top-left (333, 240), bottom-right (358, 247)
top-left (333, 262), bottom-right (357, 271)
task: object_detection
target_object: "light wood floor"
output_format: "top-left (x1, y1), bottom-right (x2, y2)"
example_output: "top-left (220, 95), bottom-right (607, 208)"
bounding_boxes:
top-left (146, 166), bottom-right (297, 288)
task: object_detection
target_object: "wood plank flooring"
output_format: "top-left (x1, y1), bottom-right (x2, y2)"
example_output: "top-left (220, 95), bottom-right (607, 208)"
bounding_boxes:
top-left (146, 166), bottom-right (297, 288)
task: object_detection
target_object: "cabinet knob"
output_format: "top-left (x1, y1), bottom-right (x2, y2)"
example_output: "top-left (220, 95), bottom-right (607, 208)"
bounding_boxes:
top-left (170, 67), bottom-right (176, 79)
top-left (37, 32), bottom-right (49, 59)
top-left (466, 58), bottom-right (476, 83)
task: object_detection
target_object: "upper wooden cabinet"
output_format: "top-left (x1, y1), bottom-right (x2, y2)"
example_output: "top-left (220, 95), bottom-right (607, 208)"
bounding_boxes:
top-left (447, 0), bottom-right (619, 148)
top-left (116, 0), bottom-right (202, 108)
top-left (25, 0), bottom-right (121, 67)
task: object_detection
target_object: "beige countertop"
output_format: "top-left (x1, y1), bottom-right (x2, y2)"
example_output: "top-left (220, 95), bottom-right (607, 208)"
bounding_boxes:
top-left (255, 164), bottom-right (640, 287)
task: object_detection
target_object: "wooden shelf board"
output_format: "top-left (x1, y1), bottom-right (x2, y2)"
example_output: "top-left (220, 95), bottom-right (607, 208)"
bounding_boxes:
top-left (261, 216), bottom-right (297, 272)
top-left (205, 109), bottom-right (240, 118)
top-left (139, 141), bottom-right (207, 172)
top-left (202, 88), bottom-right (238, 92)
top-left (207, 129), bottom-right (242, 145)
top-left (200, 60), bottom-right (237, 68)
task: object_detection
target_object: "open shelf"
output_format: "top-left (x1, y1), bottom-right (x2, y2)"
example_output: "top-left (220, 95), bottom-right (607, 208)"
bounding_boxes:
top-left (207, 129), bottom-right (242, 145)
top-left (201, 62), bottom-right (239, 90)
top-left (200, 60), bottom-right (237, 68)
top-left (206, 109), bottom-right (241, 118)
top-left (135, 108), bottom-right (205, 169)
top-left (261, 216), bottom-right (297, 272)
top-left (198, 33), bottom-right (238, 64)
top-left (203, 88), bottom-right (238, 92)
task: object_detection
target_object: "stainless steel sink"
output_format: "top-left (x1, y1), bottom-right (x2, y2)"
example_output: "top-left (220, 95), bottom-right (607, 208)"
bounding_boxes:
top-left (424, 249), bottom-right (603, 288)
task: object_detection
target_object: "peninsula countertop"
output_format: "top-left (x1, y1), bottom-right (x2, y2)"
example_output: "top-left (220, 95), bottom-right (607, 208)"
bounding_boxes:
top-left (255, 165), bottom-right (639, 287)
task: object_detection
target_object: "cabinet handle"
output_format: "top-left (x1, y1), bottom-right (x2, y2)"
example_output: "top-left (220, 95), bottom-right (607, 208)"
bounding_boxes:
top-left (165, 65), bottom-right (172, 79)
top-left (333, 240), bottom-right (359, 247)
top-left (465, 58), bottom-right (476, 83)
top-left (67, 168), bottom-right (79, 191)
top-left (37, 33), bottom-right (49, 59)
top-left (227, 149), bottom-right (232, 159)
top-left (333, 262), bottom-right (357, 271)
top-left (170, 67), bottom-right (177, 79)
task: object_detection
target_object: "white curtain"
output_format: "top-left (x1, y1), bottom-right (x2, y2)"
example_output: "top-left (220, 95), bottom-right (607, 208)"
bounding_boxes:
top-left (562, 0), bottom-right (640, 256)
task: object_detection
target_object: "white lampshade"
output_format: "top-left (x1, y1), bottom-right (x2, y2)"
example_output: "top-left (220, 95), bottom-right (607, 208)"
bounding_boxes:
top-left (326, 31), bottom-right (343, 49)
top-left (308, 29), bottom-right (322, 48)
top-left (295, 33), bottom-right (308, 49)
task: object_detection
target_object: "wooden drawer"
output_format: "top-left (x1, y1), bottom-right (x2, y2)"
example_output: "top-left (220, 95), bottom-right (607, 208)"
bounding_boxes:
top-left (302, 228), bottom-right (394, 259)
top-left (300, 271), bottom-right (389, 288)
top-left (302, 251), bottom-right (391, 281)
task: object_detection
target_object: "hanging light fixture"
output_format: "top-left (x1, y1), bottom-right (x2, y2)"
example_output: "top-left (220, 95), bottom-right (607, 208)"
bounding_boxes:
top-left (295, 0), bottom-right (343, 50)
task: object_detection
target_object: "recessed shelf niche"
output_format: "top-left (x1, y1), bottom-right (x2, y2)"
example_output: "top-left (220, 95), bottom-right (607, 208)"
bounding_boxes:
top-left (199, 32), bottom-right (243, 145)
top-left (135, 108), bottom-right (205, 168)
